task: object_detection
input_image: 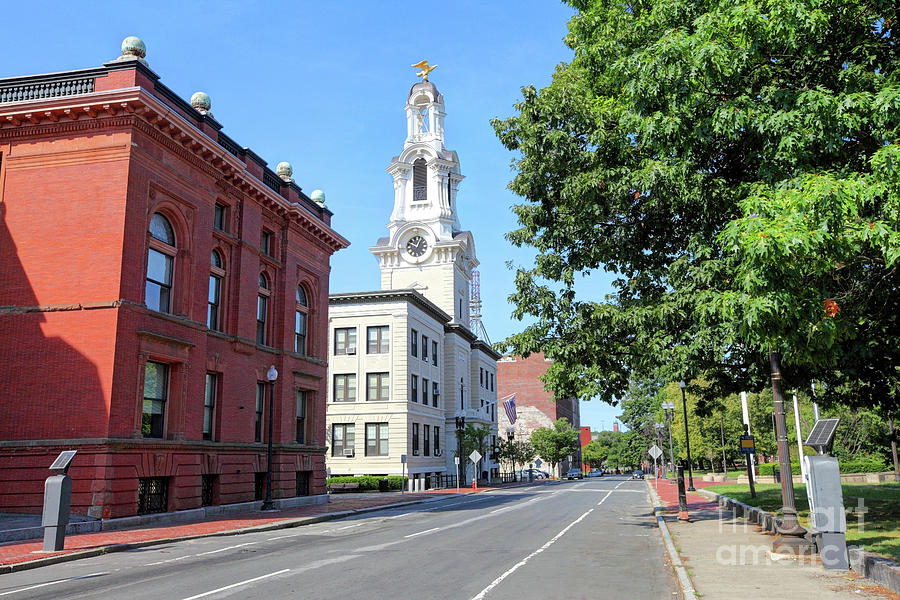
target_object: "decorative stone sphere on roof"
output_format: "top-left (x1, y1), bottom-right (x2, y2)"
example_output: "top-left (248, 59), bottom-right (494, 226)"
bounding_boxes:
top-left (276, 162), bottom-right (293, 182)
top-left (310, 189), bottom-right (326, 207)
top-left (190, 92), bottom-right (211, 114)
top-left (121, 36), bottom-right (146, 59)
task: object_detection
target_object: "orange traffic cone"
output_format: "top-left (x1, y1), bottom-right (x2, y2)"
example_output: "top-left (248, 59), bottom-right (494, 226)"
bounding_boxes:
top-left (472, 479), bottom-right (476, 490)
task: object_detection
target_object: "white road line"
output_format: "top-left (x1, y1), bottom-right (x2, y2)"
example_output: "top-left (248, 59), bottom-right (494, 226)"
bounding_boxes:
top-left (404, 527), bottom-right (440, 538)
top-left (179, 569), bottom-right (290, 600)
top-left (471, 481), bottom-right (625, 600)
top-left (0, 573), bottom-right (108, 597)
top-left (337, 523), bottom-right (364, 530)
top-left (195, 542), bottom-right (257, 556)
top-left (144, 542), bottom-right (257, 565)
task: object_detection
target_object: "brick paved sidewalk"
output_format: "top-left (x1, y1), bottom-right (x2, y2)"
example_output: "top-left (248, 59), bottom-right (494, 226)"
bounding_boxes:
top-left (645, 475), bottom-right (721, 514)
top-left (0, 486), bottom-right (516, 570)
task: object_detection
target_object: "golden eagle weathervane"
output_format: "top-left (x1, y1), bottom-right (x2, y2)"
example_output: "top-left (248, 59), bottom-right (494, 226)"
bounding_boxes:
top-left (411, 60), bottom-right (437, 82)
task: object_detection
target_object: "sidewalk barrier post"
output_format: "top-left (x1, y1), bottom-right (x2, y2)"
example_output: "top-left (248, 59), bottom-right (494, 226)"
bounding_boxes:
top-left (677, 465), bottom-right (690, 521)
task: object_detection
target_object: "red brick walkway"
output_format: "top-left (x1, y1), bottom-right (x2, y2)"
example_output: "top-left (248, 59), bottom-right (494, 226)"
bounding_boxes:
top-left (646, 475), bottom-right (723, 513)
top-left (0, 488), bottom-right (486, 567)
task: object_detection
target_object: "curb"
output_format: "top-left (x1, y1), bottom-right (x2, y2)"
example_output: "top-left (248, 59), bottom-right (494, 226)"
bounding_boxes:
top-left (0, 491), bottom-right (487, 575)
top-left (645, 481), bottom-right (698, 600)
top-left (697, 488), bottom-right (900, 595)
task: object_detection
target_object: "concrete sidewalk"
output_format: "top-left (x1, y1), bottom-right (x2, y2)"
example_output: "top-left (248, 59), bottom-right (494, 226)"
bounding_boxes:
top-left (647, 477), bottom-right (898, 599)
top-left (0, 484), bottom-right (531, 573)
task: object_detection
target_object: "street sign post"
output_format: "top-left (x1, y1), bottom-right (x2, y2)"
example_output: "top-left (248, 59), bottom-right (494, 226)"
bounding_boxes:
top-left (401, 454), bottom-right (407, 496)
top-left (649, 445), bottom-right (663, 489)
top-left (740, 433), bottom-right (756, 498)
top-left (455, 456), bottom-right (460, 494)
top-left (470, 450), bottom-right (482, 490)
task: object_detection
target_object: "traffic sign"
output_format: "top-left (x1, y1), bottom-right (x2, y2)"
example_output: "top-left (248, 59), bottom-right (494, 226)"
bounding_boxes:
top-left (535, 458), bottom-right (542, 468)
top-left (401, 454), bottom-right (407, 463)
top-left (469, 450), bottom-right (482, 464)
top-left (739, 435), bottom-right (756, 454)
top-left (648, 445), bottom-right (663, 460)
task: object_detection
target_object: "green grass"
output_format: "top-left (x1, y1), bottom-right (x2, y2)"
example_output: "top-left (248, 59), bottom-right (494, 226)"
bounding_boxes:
top-left (711, 482), bottom-right (900, 562)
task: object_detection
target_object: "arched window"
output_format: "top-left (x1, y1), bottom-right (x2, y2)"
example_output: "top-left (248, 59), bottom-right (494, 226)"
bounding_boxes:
top-left (208, 250), bottom-right (224, 331)
top-left (295, 284), bottom-right (309, 356)
top-left (146, 213), bottom-right (175, 313)
top-left (413, 158), bottom-right (427, 202)
top-left (257, 273), bottom-right (271, 346)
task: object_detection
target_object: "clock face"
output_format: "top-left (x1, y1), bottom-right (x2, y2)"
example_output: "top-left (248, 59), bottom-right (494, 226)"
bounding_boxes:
top-left (406, 235), bottom-right (428, 257)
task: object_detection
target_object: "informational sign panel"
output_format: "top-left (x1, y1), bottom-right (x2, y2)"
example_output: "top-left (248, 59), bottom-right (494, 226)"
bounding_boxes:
top-left (648, 445), bottom-right (662, 460)
top-left (469, 450), bottom-right (482, 464)
top-left (401, 454), bottom-right (407, 464)
top-left (535, 459), bottom-right (542, 468)
top-left (739, 435), bottom-right (756, 454)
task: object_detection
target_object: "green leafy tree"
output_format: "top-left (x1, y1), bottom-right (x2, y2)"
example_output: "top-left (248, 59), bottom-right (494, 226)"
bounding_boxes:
top-left (492, 0), bottom-right (900, 414)
top-left (458, 424), bottom-right (491, 485)
top-left (530, 418), bottom-right (580, 477)
top-left (498, 438), bottom-right (537, 477)
top-left (582, 439), bottom-right (607, 469)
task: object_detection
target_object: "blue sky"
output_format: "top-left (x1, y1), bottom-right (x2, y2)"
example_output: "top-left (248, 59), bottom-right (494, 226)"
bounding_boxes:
top-left (1, 1), bottom-right (622, 431)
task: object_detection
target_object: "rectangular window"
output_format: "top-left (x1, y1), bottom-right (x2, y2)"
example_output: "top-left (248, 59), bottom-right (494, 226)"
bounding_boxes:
top-left (201, 474), bottom-right (216, 506)
top-left (137, 477), bottom-right (169, 514)
top-left (432, 341), bottom-right (438, 366)
top-left (296, 390), bottom-right (307, 444)
top-left (334, 327), bottom-right (357, 355)
top-left (410, 374), bottom-right (418, 403)
top-left (214, 203), bottom-right (226, 231)
top-left (332, 423), bottom-right (355, 456)
top-left (422, 335), bottom-right (429, 361)
top-left (142, 361), bottom-right (168, 438)
top-left (422, 378), bottom-right (429, 404)
top-left (207, 274), bottom-right (222, 331)
top-left (261, 230), bottom-right (272, 256)
top-left (295, 310), bottom-right (307, 355)
top-left (256, 294), bottom-right (268, 345)
top-left (367, 325), bottom-right (389, 354)
top-left (410, 329), bottom-right (418, 357)
top-left (255, 382), bottom-right (265, 442)
top-left (432, 381), bottom-right (439, 407)
top-left (434, 426), bottom-right (440, 456)
top-left (490, 373), bottom-right (494, 391)
top-left (424, 425), bottom-right (430, 457)
top-left (366, 422), bottom-right (389, 457)
top-left (367, 372), bottom-right (390, 401)
top-left (412, 423), bottom-right (419, 455)
top-left (480, 368), bottom-right (484, 387)
top-left (203, 373), bottom-right (216, 441)
top-left (146, 247), bottom-right (173, 313)
top-left (334, 374), bottom-right (357, 402)
top-left (296, 471), bottom-right (310, 497)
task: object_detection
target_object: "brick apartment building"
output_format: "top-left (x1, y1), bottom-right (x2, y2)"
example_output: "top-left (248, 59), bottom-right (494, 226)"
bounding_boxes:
top-left (497, 353), bottom-right (580, 476)
top-left (0, 37), bottom-right (348, 518)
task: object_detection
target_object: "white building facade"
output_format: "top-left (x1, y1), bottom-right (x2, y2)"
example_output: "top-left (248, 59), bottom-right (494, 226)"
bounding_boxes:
top-left (325, 77), bottom-right (500, 488)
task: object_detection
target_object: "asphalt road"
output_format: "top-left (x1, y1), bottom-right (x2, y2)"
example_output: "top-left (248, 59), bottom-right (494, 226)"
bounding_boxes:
top-left (0, 476), bottom-right (674, 600)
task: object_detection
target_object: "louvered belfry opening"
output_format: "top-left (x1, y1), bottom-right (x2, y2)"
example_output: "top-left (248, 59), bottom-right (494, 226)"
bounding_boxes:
top-left (413, 158), bottom-right (427, 201)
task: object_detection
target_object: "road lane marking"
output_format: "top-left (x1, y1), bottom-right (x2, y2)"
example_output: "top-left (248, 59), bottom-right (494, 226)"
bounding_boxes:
top-left (144, 542), bottom-right (258, 565)
top-left (470, 507), bottom-right (598, 600)
top-left (196, 542), bottom-right (258, 556)
top-left (337, 523), bottom-right (364, 530)
top-left (0, 573), bottom-right (108, 597)
top-left (179, 569), bottom-right (290, 600)
top-left (405, 527), bottom-right (440, 538)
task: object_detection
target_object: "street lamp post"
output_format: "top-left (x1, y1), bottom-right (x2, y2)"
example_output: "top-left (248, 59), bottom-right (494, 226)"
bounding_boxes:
top-left (261, 365), bottom-right (278, 511)
top-left (506, 427), bottom-right (515, 481)
top-left (662, 401), bottom-right (676, 480)
top-left (679, 381), bottom-right (695, 491)
top-left (455, 411), bottom-right (466, 487)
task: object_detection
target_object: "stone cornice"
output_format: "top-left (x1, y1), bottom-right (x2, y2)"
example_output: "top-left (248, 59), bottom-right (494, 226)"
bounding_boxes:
top-left (0, 87), bottom-right (349, 253)
top-left (329, 289), bottom-right (452, 324)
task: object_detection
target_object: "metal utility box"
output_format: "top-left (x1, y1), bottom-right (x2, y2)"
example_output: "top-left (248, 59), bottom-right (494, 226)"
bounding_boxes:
top-left (805, 455), bottom-right (848, 569)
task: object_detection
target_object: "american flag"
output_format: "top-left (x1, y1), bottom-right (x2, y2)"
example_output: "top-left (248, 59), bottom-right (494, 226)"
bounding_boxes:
top-left (503, 395), bottom-right (517, 424)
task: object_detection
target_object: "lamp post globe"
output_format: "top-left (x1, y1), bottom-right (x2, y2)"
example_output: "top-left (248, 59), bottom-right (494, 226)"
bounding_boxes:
top-left (261, 365), bottom-right (278, 510)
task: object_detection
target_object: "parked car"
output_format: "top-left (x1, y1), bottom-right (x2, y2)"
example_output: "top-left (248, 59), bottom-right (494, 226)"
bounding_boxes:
top-left (587, 469), bottom-right (604, 478)
top-left (566, 468), bottom-right (583, 480)
top-left (632, 469), bottom-right (644, 479)
top-left (518, 469), bottom-right (546, 480)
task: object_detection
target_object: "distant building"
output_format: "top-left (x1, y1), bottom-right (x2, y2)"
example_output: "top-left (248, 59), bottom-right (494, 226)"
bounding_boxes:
top-left (324, 74), bottom-right (500, 487)
top-left (497, 353), bottom-right (580, 476)
top-left (0, 37), bottom-right (348, 517)
top-left (580, 426), bottom-right (592, 471)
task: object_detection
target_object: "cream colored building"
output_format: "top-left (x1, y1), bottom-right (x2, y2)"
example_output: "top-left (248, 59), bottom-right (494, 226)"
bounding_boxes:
top-left (325, 76), bottom-right (500, 487)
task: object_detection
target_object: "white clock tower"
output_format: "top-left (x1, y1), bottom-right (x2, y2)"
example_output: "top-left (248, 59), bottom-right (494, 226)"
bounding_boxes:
top-left (370, 77), bottom-right (477, 324)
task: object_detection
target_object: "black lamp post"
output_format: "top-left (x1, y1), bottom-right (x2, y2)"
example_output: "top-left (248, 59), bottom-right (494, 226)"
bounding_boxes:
top-left (655, 422), bottom-right (666, 478)
top-left (455, 412), bottom-right (466, 486)
top-left (679, 380), bottom-right (695, 491)
top-left (261, 365), bottom-right (278, 511)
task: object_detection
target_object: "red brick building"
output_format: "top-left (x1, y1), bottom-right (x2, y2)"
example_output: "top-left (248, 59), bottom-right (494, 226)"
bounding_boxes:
top-left (497, 353), bottom-right (580, 476)
top-left (0, 38), bottom-right (348, 518)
